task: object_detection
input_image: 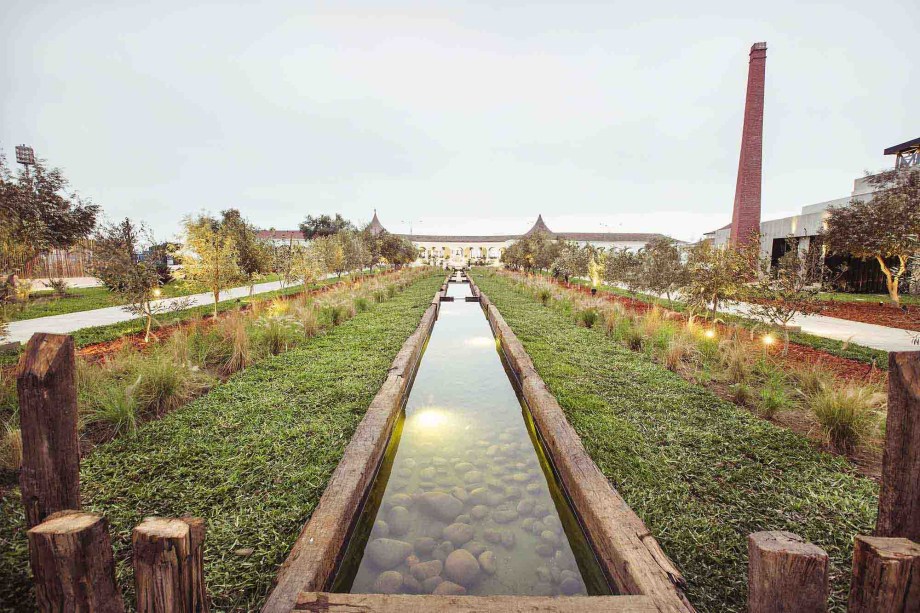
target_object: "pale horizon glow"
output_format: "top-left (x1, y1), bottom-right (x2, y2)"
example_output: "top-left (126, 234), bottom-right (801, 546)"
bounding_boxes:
top-left (2, 1), bottom-right (916, 243)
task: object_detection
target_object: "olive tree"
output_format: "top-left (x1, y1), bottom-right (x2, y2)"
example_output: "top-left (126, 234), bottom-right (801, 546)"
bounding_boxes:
top-left (823, 168), bottom-right (920, 305)
top-left (92, 218), bottom-right (190, 341)
top-left (182, 213), bottom-right (241, 317)
top-left (640, 237), bottom-right (689, 304)
top-left (221, 208), bottom-right (271, 296)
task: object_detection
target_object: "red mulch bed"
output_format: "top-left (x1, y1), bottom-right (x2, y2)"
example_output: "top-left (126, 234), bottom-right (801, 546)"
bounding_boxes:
top-left (816, 300), bottom-right (920, 332)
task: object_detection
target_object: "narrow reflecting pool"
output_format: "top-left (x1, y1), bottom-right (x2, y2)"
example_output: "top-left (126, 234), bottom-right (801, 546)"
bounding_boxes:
top-left (333, 277), bottom-right (610, 597)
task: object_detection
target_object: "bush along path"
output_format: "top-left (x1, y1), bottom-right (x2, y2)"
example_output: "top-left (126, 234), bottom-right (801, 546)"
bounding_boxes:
top-left (0, 271), bottom-right (443, 611)
top-left (472, 271), bottom-right (877, 612)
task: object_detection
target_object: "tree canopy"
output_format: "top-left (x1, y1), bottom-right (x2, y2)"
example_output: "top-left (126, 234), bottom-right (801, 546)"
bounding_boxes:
top-left (823, 168), bottom-right (920, 304)
top-left (0, 154), bottom-right (98, 272)
top-left (298, 213), bottom-right (353, 239)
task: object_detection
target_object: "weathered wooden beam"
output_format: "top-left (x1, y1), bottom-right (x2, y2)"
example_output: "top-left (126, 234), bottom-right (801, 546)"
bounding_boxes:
top-left (848, 535), bottom-right (920, 613)
top-left (747, 531), bottom-right (828, 613)
top-left (27, 510), bottom-right (125, 612)
top-left (17, 333), bottom-right (80, 528)
top-left (294, 592), bottom-right (659, 612)
top-left (877, 351), bottom-right (920, 541)
top-left (133, 517), bottom-right (209, 613)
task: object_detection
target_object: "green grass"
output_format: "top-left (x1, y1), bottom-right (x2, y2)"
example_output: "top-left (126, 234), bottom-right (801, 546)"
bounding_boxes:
top-left (11, 274), bottom-right (285, 322)
top-left (473, 271), bottom-right (877, 612)
top-left (564, 279), bottom-right (889, 368)
top-left (817, 291), bottom-right (919, 306)
top-left (0, 272), bottom-right (442, 610)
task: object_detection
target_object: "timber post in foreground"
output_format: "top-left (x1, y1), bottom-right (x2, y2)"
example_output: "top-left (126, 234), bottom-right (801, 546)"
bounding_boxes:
top-left (17, 333), bottom-right (80, 528)
top-left (877, 351), bottom-right (920, 541)
top-left (747, 531), bottom-right (828, 613)
top-left (27, 510), bottom-right (125, 612)
top-left (133, 517), bottom-right (209, 613)
top-left (848, 536), bottom-right (920, 612)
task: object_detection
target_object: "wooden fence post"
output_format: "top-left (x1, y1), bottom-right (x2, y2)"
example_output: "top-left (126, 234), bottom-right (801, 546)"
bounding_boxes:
top-left (877, 351), bottom-right (920, 541)
top-left (747, 531), bottom-right (828, 613)
top-left (27, 510), bottom-right (125, 612)
top-left (17, 333), bottom-right (80, 528)
top-left (133, 517), bottom-right (209, 612)
top-left (848, 535), bottom-right (920, 613)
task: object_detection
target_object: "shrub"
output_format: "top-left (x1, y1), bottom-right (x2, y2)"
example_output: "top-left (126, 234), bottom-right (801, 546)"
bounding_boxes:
top-left (354, 297), bottom-right (370, 313)
top-left (538, 289), bottom-right (552, 306)
top-left (327, 304), bottom-right (349, 326)
top-left (625, 325), bottom-right (644, 351)
top-left (794, 365), bottom-right (833, 400)
top-left (663, 334), bottom-right (700, 372)
top-left (257, 314), bottom-right (301, 355)
top-left (42, 278), bottom-right (69, 298)
top-left (577, 308), bottom-right (600, 328)
top-left (297, 305), bottom-right (319, 338)
top-left (730, 383), bottom-right (755, 407)
top-left (135, 357), bottom-right (204, 414)
top-left (718, 338), bottom-right (754, 384)
top-left (85, 383), bottom-right (139, 437)
top-left (373, 289), bottom-right (387, 303)
top-left (810, 385), bottom-right (883, 452)
top-left (758, 374), bottom-right (792, 418)
top-left (219, 312), bottom-right (252, 374)
top-left (387, 285), bottom-right (398, 298)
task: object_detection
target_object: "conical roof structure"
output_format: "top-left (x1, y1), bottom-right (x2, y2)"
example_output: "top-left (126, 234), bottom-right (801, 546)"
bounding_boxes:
top-left (523, 214), bottom-right (554, 237)
top-left (368, 210), bottom-right (386, 236)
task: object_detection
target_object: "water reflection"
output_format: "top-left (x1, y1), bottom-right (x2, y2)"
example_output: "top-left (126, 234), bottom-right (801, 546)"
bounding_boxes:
top-left (335, 279), bottom-right (609, 597)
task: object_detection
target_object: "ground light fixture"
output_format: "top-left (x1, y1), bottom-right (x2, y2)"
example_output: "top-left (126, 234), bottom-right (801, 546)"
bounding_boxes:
top-left (704, 329), bottom-right (716, 339)
top-left (152, 288), bottom-right (162, 297)
top-left (762, 334), bottom-right (775, 346)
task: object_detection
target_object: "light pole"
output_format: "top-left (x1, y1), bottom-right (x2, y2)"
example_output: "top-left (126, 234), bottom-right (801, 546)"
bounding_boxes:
top-left (15, 145), bottom-right (35, 178)
top-left (400, 219), bottom-right (421, 236)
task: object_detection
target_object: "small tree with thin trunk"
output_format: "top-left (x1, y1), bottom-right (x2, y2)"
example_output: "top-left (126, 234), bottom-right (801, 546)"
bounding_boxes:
top-left (823, 168), bottom-right (920, 305)
top-left (640, 237), bottom-right (689, 304)
top-left (182, 214), bottom-right (241, 317)
top-left (744, 240), bottom-right (823, 352)
top-left (221, 209), bottom-right (271, 296)
top-left (603, 247), bottom-right (644, 294)
top-left (92, 218), bottom-right (191, 341)
top-left (684, 239), bottom-right (756, 320)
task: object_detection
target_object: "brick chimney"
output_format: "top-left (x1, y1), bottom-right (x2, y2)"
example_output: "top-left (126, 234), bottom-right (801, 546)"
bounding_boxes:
top-left (729, 42), bottom-right (767, 246)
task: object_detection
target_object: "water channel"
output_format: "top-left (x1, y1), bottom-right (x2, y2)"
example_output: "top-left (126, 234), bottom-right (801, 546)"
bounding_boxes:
top-left (333, 273), bottom-right (610, 597)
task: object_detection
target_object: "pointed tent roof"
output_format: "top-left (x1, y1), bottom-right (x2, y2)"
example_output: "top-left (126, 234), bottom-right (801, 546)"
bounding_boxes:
top-left (368, 209), bottom-right (386, 236)
top-left (524, 214), bottom-right (553, 237)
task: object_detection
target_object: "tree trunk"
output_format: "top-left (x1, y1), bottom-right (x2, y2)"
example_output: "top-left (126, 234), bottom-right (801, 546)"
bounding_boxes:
top-left (213, 289), bottom-right (219, 318)
top-left (28, 510), bottom-right (125, 612)
top-left (748, 530), bottom-right (829, 613)
top-left (877, 255), bottom-right (900, 306)
top-left (848, 535), bottom-right (920, 613)
top-left (144, 300), bottom-right (153, 343)
top-left (133, 517), bottom-right (208, 613)
top-left (877, 351), bottom-right (920, 541)
top-left (17, 333), bottom-right (80, 528)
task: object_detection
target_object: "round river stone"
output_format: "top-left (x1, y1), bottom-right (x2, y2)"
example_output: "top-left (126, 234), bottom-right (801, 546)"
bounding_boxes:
top-left (366, 538), bottom-right (412, 570)
top-left (444, 549), bottom-right (480, 586)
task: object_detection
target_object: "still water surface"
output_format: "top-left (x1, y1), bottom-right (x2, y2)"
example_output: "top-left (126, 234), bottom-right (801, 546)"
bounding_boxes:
top-left (333, 278), bottom-right (610, 596)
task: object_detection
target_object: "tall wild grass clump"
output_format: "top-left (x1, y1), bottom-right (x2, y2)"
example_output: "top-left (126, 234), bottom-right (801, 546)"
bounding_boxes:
top-left (0, 422), bottom-right (22, 470)
top-left (577, 308), bottom-right (600, 328)
top-left (810, 385), bottom-right (883, 452)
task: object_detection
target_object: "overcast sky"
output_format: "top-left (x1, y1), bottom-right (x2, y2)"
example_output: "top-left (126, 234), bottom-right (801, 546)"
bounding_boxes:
top-left (2, 0), bottom-right (916, 242)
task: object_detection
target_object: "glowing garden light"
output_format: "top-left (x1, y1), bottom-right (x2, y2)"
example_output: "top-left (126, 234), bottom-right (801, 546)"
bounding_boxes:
top-left (152, 288), bottom-right (162, 298)
top-left (762, 334), bottom-right (775, 346)
top-left (704, 329), bottom-right (716, 339)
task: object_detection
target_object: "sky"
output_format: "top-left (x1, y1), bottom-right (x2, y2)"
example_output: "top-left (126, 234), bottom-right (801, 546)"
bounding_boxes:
top-left (1, 0), bottom-right (917, 243)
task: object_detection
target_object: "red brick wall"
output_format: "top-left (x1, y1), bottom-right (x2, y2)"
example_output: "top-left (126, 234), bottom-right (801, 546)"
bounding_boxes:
top-left (730, 43), bottom-right (767, 246)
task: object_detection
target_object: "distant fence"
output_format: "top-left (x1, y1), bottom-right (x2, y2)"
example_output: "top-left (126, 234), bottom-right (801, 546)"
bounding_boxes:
top-left (2, 241), bottom-right (95, 278)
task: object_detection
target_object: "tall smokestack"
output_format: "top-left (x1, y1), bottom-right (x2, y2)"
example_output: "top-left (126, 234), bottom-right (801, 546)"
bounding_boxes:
top-left (729, 42), bottom-right (767, 246)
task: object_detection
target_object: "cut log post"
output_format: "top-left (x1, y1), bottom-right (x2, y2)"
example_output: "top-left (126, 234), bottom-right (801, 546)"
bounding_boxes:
top-left (133, 517), bottom-right (209, 613)
top-left (27, 510), bottom-right (126, 612)
top-left (848, 535), bottom-right (920, 612)
top-left (877, 351), bottom-right (920, 541)
top-left (17, 333), bottom-right (80, 528)
top-left (747, 531), bottom-right (828, 613)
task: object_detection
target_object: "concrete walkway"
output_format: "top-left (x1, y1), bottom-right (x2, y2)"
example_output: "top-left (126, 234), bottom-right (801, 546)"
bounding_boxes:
top-left (2, 279), bottom-right (298, 345)
top-left (719, 302), bottom-right (917, 353)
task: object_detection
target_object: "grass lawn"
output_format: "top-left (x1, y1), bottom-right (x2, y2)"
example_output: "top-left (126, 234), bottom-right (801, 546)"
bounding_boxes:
top-left (12, 274), bottom-right (285, 322)
top-left (0, 271), bottom-right (442, 611)
top-left (473, 271), bottom-right (877, 612)
top-left (818, 291), bottom-right (919, 306)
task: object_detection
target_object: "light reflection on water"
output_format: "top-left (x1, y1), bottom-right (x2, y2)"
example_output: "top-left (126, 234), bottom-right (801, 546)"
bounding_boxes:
top-left (333, 279), bottom-right (610, 597)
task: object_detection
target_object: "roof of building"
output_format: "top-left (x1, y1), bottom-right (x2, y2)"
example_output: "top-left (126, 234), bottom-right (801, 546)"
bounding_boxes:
top-left (256, 230), bottom-right (305, 240)
top-left (884, 137), bottom-right (920, 155)
top-left (258, 214), bottom-right (673, 245)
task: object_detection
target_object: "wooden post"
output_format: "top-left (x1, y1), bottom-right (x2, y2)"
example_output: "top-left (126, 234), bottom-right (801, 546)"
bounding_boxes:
top-left (27, 510), bottom-right (125, 612)
top-left (17, 333), bottom-right (80, 528)
top-left (877, 351), bottom-right (920, 541)
top-left (747, 531), bottom-right (828, 613)
top-left (133, 517), bottom-right (209, 613)
top-left (848, 535), bottom-right (920, 613)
